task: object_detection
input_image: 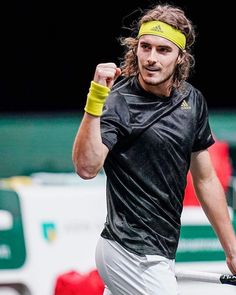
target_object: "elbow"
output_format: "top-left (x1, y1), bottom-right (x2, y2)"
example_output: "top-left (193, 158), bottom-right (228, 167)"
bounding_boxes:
top-left (74, 163), bottom-right (100, 180)
top-left (75, 169), bottom-right (97, 180)
top-left (72, 152), bottom-right (106, 180)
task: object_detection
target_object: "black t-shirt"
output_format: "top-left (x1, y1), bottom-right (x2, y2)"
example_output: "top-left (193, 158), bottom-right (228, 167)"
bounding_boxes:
top-left (100, 76), bottom-right (215, 259)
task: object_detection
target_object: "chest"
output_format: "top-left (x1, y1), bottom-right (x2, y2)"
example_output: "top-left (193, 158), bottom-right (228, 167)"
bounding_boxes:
top-left (130, 102), bottom-right (196, 154)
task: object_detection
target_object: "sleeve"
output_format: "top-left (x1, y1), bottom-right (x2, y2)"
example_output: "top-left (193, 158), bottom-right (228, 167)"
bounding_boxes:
top-left (100, 91), bottom-right (131, 151)
top-left (192, 93), bottom-right (215, 152)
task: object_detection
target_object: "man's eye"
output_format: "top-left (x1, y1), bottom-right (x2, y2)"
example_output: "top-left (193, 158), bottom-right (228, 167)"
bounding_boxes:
top-left (159, 47), bottom-right (170, 52)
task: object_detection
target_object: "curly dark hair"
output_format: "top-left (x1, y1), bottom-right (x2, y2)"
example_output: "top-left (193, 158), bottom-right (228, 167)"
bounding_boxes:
top-left (119, 3), bottom-right (196, 89)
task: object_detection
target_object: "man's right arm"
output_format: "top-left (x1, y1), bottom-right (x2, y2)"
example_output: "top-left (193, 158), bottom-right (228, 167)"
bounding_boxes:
top-left (72, 63), bottom-right (121, 179)
top-left (72, 112), bottom-right (109, 179)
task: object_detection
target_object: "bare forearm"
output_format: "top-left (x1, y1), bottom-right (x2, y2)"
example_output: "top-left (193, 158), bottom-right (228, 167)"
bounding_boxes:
top-left (72, 63), bottom-right (121, 179)
top-left (195, 175), bottom-right (236, 258)
top-left (72, 113), bottom-right (107, 179)
top-left (190, 150), bottom-right (236, 273)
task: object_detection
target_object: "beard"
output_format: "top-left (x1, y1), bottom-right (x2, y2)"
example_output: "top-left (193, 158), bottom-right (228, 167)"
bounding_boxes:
top-left (140, 69), bottom-right (175, 87)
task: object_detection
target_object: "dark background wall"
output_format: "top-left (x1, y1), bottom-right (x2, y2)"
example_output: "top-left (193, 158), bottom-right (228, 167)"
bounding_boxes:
top-left (0, 0), bottom-right (234, 113)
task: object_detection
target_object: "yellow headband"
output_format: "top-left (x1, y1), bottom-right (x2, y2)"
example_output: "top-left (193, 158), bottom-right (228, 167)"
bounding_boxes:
top-left (138, 20), bottom-right (186, 50)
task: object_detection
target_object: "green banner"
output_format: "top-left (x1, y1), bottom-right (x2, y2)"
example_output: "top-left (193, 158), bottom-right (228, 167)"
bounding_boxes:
top-left (176, 225), bottom-right (225, 262)
top-left (0, 189), bottom-right (26, 269)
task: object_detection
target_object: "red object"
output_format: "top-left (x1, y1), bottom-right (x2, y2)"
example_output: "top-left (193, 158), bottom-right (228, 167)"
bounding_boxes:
top-left (54, 269), bottom-right (104, 295)
top-left (183, 140), bottom-right (232, 206)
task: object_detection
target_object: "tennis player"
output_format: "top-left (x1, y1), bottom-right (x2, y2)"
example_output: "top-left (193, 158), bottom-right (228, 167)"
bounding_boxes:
top-left (72, 3), bottom-right (236, 294)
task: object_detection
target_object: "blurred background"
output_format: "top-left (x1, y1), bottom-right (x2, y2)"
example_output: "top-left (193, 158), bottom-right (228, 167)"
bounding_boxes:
top-left (0, 0), bottom-right (235, 177)
top-left (0, 0), bottom-right (235, 113)
top-left (0, 1), bottom-right (235, 295)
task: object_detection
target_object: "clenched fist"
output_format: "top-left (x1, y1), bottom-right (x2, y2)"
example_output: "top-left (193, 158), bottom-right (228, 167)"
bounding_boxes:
top-left (93, 63), bottom-right (122, 89)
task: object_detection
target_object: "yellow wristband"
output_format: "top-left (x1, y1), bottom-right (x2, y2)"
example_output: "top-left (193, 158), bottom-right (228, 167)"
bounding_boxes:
top-left (84, 81), bottom-right (110, 116)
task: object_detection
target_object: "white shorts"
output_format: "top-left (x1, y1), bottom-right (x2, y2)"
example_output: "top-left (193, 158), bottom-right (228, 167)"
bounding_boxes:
top-left (95, 236), bottom-right (179, 295)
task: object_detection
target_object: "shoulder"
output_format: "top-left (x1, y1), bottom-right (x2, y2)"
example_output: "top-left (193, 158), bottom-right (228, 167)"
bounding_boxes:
top-left (181, 82), bottom-right (203, 98)
top-left (102, 77), bottom-right (134, 116)
top-left (105, 77), bottom-right (134, 105)
top-left (110, 76), bottom-right (134, 95)
top-left (181, 82), bottom-right (208, 108)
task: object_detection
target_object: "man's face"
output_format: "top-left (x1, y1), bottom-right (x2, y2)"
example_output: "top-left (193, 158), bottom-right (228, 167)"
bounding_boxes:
top-left (136, 34), bottom-right (181, 94)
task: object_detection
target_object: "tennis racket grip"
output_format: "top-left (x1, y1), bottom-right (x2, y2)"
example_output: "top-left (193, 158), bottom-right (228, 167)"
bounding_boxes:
top-left (220, 274), bottom-right (236, 286)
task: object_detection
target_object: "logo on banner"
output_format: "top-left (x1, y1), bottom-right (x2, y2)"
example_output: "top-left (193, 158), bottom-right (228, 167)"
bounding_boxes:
top-left (42, 222), bottom-right (57, 242)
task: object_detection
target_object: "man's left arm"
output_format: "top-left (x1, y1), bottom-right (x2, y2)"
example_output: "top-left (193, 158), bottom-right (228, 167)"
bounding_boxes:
top-left (190, 149), bottom-right (236, 274)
